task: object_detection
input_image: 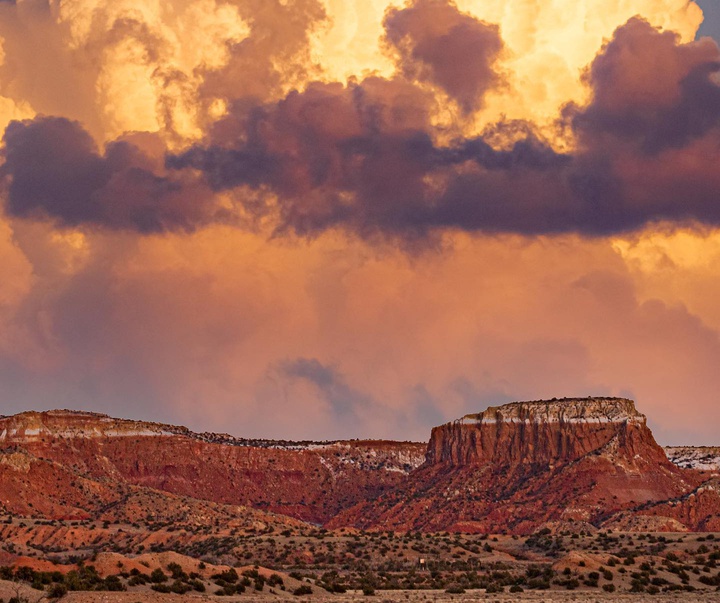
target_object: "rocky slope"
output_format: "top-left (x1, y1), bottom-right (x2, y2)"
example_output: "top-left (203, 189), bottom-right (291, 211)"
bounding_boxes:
top-left (0, 410), bottom-right (425, 524)
top-left (665, 446), bottom-right (720, 472)
top-left (618, 477), bottom-right (720, 532)
top-left (0, 443), bottom-right (307, 527)
top-left (329, 398), bottom-right (704, 534)
top-left (1, 402), bottom-right (717, 538)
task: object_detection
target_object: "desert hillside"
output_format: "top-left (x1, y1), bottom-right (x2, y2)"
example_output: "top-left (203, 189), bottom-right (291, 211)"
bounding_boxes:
top-left (1, 399), bottom-right (720, 599)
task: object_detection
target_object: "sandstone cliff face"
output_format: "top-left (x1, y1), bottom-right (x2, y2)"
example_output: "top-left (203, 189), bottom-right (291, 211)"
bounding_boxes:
top-left (426, 398), bottom-right (654, 467)
top-left (0, 410), bottom-right (425, 525)
top-left (330, 398), bottom-right (702, 534)
top-left (0, 409), bottom-right (179, 441)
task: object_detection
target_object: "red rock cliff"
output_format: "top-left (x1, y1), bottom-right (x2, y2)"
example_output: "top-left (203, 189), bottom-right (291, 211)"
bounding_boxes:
top-left (425, 397), bottom-right (664, 467)
top-left (330, 397), bottom-right (702, 534)
top-left (0, 409), bottom-right (425, 524)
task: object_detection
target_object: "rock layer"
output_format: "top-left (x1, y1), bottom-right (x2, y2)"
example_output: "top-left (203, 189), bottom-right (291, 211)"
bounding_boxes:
top-left (0, 401), bottom-right (716, 535)
top-left (665, 446), bottom-right (720, 472)
top-left (0, 410), bottom-right (425, 524)
top-left (426, 398), bottom-right (649, 466)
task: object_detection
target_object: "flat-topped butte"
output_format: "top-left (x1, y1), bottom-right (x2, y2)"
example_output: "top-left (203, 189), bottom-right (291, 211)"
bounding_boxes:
top-left (460, 397), bottom-right (645, 425)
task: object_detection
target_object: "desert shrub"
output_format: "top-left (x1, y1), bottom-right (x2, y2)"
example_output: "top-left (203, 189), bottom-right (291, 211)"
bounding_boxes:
top-left (47, 583), bottom-right (68, 599)
top-left (151, 584), bottom-right (171, 593)
top-left (294, 584), bottom-right (313, 596)
top-left (167, 562), bottom-right (188, 581)
top-left (170, 579), bottom-right (191, 594)
top-left (212, 569), bottom-right (238, 583)
top-left (103, 575), bottom-right (125, 591)
top-left (268, 573), bottom-right (284, 587)
top-left (526, 578), bottom-right (550, 589)
top-left (14, 568), bottom-right (35, 582)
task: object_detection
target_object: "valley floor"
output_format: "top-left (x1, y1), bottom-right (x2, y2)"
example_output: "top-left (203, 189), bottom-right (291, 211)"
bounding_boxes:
top-left (3, 522), bottom-right (720, 601)
top-left (3, 586), bottom-right (720, 602)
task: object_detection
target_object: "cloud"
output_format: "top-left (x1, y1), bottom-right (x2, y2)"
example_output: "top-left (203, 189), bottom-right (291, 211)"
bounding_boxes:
top-left (170, 77), bottom-right (572, 239)
top-left (4, 9), bottom-right (720, 240)
top-left (1, 117), bottom-right (220, 232)
top-left (280, 357), bottom-right (372, 426)
top-left (200, 0), bottom-right (327, 105)
top-left (0, 226), bottom-right (719, 443)
top-left (571, 17), bottom-right (720, 153)
top-left (384, 0), bottom-right (504, 113)
top-left (171, 17), bottom-right (720, 239)
top-left (563, 18), bottom-right (720, 231)
top-left (0, 0), bottom-right (104, 137)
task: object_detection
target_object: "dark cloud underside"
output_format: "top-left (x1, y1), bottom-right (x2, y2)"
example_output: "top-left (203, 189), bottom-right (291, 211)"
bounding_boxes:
top-left (2, 11), bottom-right (720, 240)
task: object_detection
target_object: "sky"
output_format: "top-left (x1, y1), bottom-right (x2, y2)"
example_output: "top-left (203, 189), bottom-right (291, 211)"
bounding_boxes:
top-left (1, 0), bottom-right (720, 445)
top-left (697, 0), bottom-right (720, 39)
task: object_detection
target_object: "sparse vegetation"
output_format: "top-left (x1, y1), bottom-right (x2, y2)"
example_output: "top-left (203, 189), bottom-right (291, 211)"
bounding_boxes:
top-left (3, 528), bottom-right (720, 598)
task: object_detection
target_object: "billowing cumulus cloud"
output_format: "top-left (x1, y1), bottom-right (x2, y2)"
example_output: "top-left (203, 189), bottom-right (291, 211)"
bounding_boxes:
top-left (170, 77), bottom-right (569, 238)
top-left (169, 16), bottom-right (720, 239)
top-left (1, 117), bottom-right (219, 232)
top-left (200, 0), bottom-right (326, 105)
top-left (566, 19), bottom-right (720, 230)
top-left (383, 0), bottom-right (504, 113)
top-left (572, 18), bottom-right (720, 152)
top-left (7, 13), bottom-right (720, 239)
top-left (1, 0), bottom-right (720, 444)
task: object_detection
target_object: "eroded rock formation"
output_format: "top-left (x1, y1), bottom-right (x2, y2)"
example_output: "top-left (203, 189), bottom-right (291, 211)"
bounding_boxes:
top-left (0, 400), bottom-right (717, 536)
top-left (0, 410), bottom-right (425, 524)
top-left (330, 398), bottom-right (703, 533)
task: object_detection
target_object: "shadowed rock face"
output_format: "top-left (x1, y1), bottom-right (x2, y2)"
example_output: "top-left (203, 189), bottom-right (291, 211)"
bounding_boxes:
top-left (623, 477), bottom-right (720, 532)
top-left (426, 397), bottom-right (656, 467)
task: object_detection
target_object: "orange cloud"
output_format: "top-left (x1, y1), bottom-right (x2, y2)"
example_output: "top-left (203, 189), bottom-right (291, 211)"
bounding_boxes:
top-left (0, 223), bottom-right (718, 444)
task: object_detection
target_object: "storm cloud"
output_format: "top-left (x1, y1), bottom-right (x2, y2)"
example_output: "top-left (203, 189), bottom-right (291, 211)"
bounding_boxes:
top-left (3, 9), bottom-right (720, 239)
top-left (280, 357), bottom-right (372, 426)
top-left (1, 116), bottom-right (219, 232)
top-left (170, 77), bottom-right (571, 238)
top-left (169, 17), bottom-right (720, 238)
top-left (383, 0), bottom-right (504, 113)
